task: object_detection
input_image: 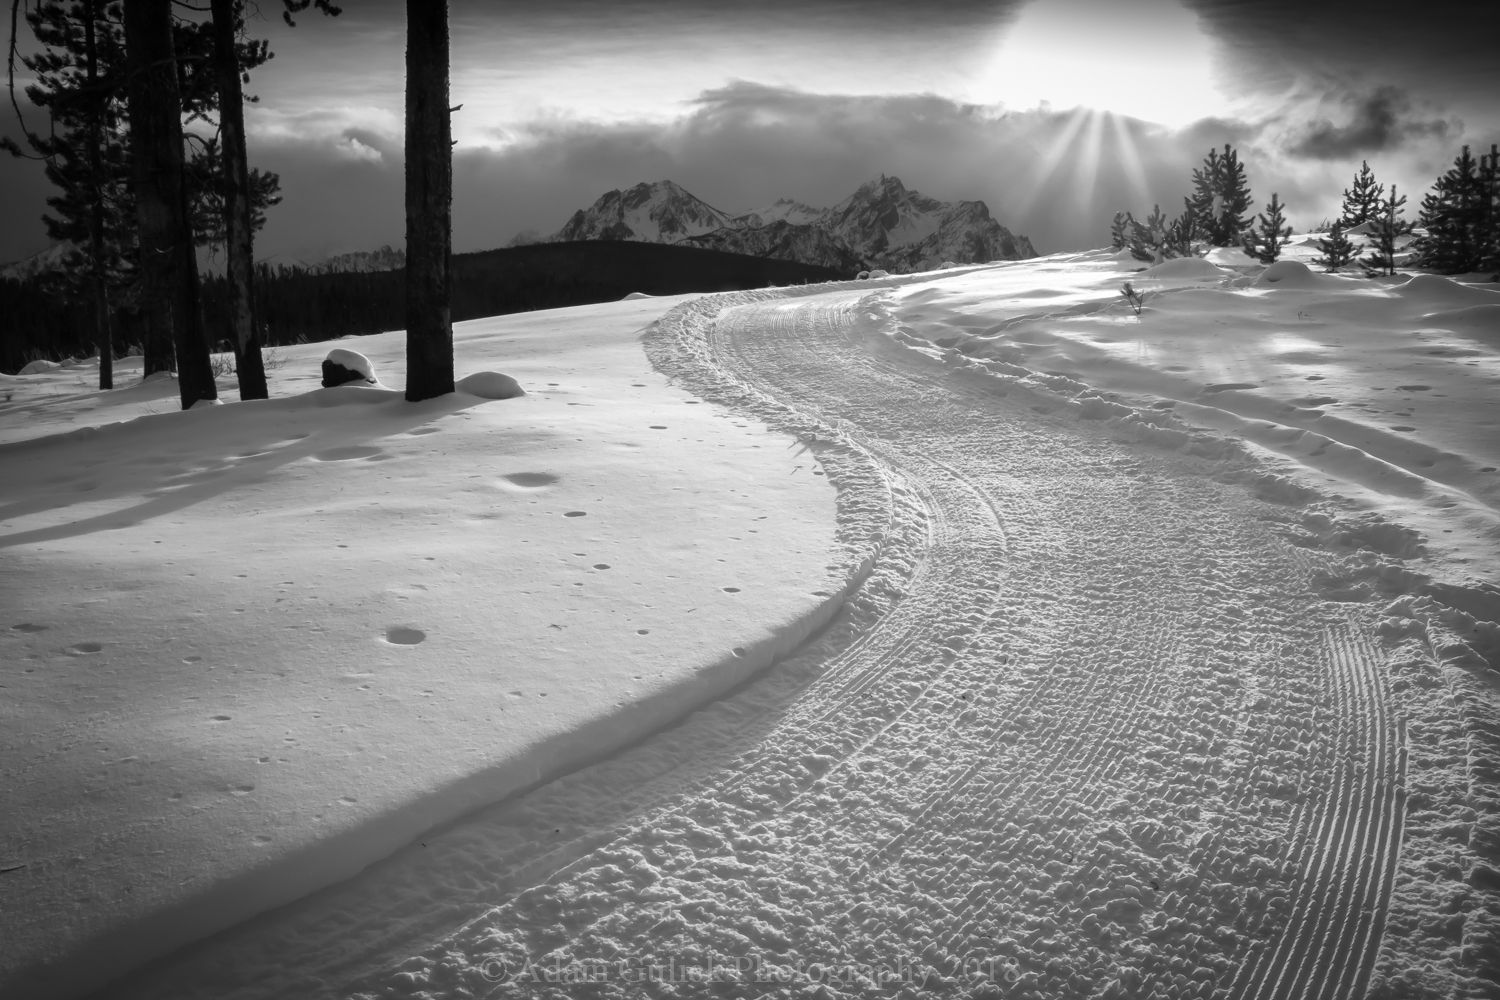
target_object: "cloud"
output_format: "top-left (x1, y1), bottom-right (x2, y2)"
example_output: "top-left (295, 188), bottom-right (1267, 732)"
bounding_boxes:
top-left (1284, 86), bottom-right (1458, 160)
top-left (446, 83), bottom-right (1275, 257)
top-left (5, 80), bottom-right (1477, 267)
top-left (221, 83), bottom-right (1354, 262)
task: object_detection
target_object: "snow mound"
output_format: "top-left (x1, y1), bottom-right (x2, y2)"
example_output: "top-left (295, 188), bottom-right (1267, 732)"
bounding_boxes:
top-left (1393, 273), bottom-right (1500, 307)
top-left (1141, 257), bottom-right (1233, 281)
top-left (1419, 304), bottom-right (1500, 346)
top-left (621, 291), bottom-right (653, 300)
top-left (19, 359), bottom-right (61, 374)
top-left (456, 371), bottom-right (525, 399)
top-left (1252, 260), bottom-right (1341, 289)
top-left (1343, 220), bottom-right (1376, 235)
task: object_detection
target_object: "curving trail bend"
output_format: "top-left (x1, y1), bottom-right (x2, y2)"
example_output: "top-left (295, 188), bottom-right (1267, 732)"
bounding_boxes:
top-left (354, 285), bottom-right (1438, 999)
top-left (120, 282), bottom-right (1486, 1000)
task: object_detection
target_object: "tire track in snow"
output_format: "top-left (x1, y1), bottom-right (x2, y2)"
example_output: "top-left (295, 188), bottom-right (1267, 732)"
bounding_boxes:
top-left (323, 285), bottom-right (1417, 1000)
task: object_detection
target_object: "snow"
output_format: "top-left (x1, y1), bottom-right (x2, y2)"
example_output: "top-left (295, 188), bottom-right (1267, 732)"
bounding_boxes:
top-left (455, 370), bottom-right (525, 399)
top-left (0, 295), bottom-right (843, 999)
top-left (3, 242), bottom-right (1498, 1000)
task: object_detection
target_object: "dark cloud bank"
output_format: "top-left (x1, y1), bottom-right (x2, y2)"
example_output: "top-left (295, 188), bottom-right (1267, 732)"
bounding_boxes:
top-left (2, 79), bottom-right (1485, 266)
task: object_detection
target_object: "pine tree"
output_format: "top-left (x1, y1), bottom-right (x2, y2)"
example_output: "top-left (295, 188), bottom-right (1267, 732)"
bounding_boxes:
top-left (1243, 192), bottom-right (1292, 264)
top-left (1109, 211), bottom-right (1131, 250)
top-left (1416, 145), bottom-right (1489, 274)
top-left (1312, 220), bottom-right (1357, 272)
top-left (1127, 204), bottom-right (1168, 263)
top-left (1362, 185), bottom-right (1411, 278)
top-left (209, 0), bottom-right (271, 399)
top-left (1164, 199), bottom-right (1199, 258)
top-left (1339, 160), bottom-right (1385, 228)
top-left (3, 1), bottom-right (130, 389)
top-left (123, 0), bottom-right (216, 407)
top-left (404, 0), bottom-right (454, 401)
top-left (1188, 143), bottom-right (1254, 247)
top-left (6, 0), bottom-right (281, 384)
top-left (1481, 144), bottom-right (1500, 276)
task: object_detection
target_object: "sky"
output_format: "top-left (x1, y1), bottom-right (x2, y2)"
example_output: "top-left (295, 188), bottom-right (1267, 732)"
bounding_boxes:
top-left (2, 0), bottom-right (1498, 265)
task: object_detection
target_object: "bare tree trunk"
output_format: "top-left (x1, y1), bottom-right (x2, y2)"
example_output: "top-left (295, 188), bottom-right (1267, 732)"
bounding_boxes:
top-left (123, 0), bottom-right (216, 408)
top-left (83, 0), bottom-right (112, 390)
top-left (210, 0), bottom-right (266, 399)
top-left (403, 0), bottom-right (453, 402)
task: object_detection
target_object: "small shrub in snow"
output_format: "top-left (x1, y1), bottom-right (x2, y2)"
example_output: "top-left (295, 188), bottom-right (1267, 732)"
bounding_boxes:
top-left (1120, 282), bottom-right (1145, 317)
top-left (210, 347), bottom-right (286, 380)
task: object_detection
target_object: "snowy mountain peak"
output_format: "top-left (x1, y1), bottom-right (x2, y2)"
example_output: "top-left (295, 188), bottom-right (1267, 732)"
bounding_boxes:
top-left (735, 198), bottom-right (822, 229)
top-left (552, 180), bottom-right (735, 243)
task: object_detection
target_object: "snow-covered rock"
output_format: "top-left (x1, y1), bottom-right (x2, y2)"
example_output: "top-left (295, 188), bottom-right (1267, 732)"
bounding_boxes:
top-left (321, 348), bottom-right (378, 387)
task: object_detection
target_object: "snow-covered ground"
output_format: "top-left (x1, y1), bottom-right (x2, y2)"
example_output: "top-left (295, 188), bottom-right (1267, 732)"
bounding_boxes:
top-left (3, 244), bottom-right (1498, 1000)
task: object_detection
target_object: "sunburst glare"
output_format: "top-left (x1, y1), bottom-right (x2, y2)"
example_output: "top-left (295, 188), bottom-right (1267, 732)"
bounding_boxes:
top-left (978, 0), bottom-right (1222, 127)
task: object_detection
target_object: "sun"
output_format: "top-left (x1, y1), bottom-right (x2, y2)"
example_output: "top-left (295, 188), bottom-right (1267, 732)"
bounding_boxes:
top-left (977, 0), bottom-right (1223, 128)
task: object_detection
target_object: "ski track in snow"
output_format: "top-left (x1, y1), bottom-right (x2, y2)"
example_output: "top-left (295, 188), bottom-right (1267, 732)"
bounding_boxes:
top-left (105, 283), bottom-right (1494, 1000)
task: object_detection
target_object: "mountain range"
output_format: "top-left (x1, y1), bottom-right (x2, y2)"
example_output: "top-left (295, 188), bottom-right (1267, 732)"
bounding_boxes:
top-left (519, 176), bottom-right (1036, 273)
top-left (2, 176), bottom-right (1035, 282)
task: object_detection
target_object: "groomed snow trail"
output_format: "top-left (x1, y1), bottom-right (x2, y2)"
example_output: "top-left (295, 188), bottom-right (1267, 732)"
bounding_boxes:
top-left (114, 283), bottom-right (1485, 1000)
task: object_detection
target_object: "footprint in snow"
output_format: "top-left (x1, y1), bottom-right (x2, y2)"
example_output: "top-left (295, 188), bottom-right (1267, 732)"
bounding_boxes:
top-left (310, 445), bottom-right (388, 462)
top-left (499, 472), bottom-right (559, 489)
top-left (383, 627), bottom-right (426, 645)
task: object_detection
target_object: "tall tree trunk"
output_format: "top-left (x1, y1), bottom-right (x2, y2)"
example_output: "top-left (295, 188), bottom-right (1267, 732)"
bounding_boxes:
top-left (83, 0), bottom-right (112, 391)
top-left (403, 0), bottom-right (453, 402)
top-left (210, 0), bottom-right (266, 399)
top-left (123, 0), bottom-right (216, 408)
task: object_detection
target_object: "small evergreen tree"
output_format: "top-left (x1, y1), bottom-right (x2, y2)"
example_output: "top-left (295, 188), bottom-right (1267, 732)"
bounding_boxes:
top-left (1339, 160), bottom-right (1385, 228)
top-left (1164, 201), bottom-right (1198, 258)
top-left (1109, 211), bottom-right (1131, 250)
top-left (1127, 204), bottom-right (1169, 263)
top-left (1416, 145), bottom-right (1490, 274)
top-left (1243, 192), bottom-right (1292, 264)
top-left (1312, 220), bottom-right (1357, 272)
top-left (1362, 185), bottom-right (1411, 277)
top-left (1188, 143), bottom-right (1254, 247)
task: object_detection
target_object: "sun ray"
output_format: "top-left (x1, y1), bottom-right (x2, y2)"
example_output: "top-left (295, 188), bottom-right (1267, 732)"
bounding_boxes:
top-left (1074, 108), bottom-right (1107, 205)
top-left (1015, 105), bottom-right (1093, 212)
top-left (1108, 112), bottom-right (1151, 206)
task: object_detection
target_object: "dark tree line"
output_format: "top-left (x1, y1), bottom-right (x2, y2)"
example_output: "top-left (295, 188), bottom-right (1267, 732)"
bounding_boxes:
top-left (4, 241), bottom-right (842, 374)
top-left (4, 0), bottom-right (287, 399)
top-left (1110, 142), bottom-right (1499, 277)
top-left (6, 0), bottom-right (463, 404)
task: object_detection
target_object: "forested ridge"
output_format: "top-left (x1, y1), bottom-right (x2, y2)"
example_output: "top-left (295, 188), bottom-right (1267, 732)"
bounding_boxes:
top-left (1, 240), bottom-right (844, 374)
